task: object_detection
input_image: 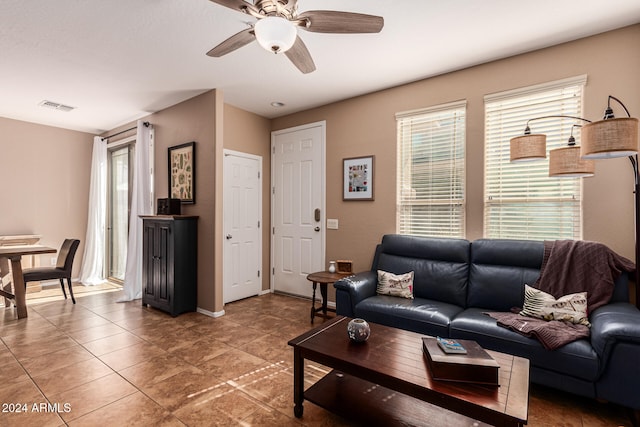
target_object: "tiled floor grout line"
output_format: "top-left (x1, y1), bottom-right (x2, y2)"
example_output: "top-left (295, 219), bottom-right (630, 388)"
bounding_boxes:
top-left (57, 302), bottom-right (297, 426)
top-left (2, 293), bottom-right (318, 426)
top-left (19, 298), bottom-right (182, 424)
top-left (65, 302), bottom-right (189, 424)
top-left (20, 303), bottom-right (143, 426)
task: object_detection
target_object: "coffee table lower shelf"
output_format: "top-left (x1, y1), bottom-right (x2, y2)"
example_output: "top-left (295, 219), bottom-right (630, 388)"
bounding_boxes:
top-left (305, 369), bottom-right (490, 427)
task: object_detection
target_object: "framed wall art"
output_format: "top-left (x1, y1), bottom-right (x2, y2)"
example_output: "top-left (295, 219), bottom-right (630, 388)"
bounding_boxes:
top-left (168, 141), bottom-right (196, 204)
top-left (343, 155), bottom-right (374, 201)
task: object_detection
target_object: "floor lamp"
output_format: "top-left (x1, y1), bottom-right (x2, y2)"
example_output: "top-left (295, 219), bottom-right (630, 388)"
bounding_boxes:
top-left (510, 96), bottom-right (640, 308)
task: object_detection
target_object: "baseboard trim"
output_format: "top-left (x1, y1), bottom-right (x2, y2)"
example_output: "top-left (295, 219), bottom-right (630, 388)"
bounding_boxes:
top-left (197, 307), bottom-right (225, 318)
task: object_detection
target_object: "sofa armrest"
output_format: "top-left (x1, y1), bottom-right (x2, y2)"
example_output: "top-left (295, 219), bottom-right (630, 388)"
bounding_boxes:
top-left (590, 302), bottom-right (640, 359)
top-left (590, 302), bottom-right (640, 409)
top-left (333, 271), bottom-right (377, 317)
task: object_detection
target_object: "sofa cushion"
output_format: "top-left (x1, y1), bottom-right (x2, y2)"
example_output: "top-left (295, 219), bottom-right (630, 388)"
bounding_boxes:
top-left (521, 285), bottom-right (590, 326)
top-left (468, 239), bottom-right (543, 311)
top-left (375, 235), bottom-right (469, 307)
top-left (450, 308), bottom-right (599, 382)
top-left (355, 295), bottom-right (464, 338)
top-left (377, 270), bottom-right (414, 299)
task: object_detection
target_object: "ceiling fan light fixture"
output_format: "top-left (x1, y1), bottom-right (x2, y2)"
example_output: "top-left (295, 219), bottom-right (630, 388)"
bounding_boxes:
top-left (254, 16), bottom-right (297, 54)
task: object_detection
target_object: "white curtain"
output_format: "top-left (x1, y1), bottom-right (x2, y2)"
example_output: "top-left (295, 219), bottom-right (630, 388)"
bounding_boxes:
top-left (119, 121), bottom-right (154, 301)
top-left (79, 136), bottom-right (107, 285)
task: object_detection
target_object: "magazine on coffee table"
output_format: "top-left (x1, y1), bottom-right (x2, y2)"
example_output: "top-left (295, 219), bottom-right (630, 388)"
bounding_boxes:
top-left (436, 336), bottom-right (467, 354)
top-left (422, 337), bottom-right (500, 386)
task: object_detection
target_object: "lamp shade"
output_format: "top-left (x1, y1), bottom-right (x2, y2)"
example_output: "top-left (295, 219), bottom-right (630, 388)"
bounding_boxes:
top-left (549, 146), bottom-right (595, 177)
top-left (510, 134), bottom-right (546, 162)
top-left (580, 117), bottom-right (639, 159)
top-left (254, 16), bottom-right (297, 54)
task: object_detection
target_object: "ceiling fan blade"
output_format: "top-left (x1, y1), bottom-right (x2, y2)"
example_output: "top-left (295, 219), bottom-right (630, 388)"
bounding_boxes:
top-left (285, 36), bottom-right (316, 74)
top-left (206, 28), bottom-right (255, 57)
top-left (298, 11), bottom-right (384, 34)
top-left (208, 0), bottom-right (258, 15)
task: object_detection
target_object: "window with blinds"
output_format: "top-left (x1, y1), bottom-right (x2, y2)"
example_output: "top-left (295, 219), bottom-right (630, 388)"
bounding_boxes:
top-left (484, 76), bottom-right (587, 240)
top-left (396, 101), bottom-right (466, 238)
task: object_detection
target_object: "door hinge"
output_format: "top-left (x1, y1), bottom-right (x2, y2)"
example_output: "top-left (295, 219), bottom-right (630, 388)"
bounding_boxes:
top-left (258, 270), bottom-right (260, 277)
top-left (258, 220), bottom-right (260, 228)
top-left (272, 227), bottom-right (275, 235)
top-left (272, 187), bottom-right (275, 195)
top-left (272, 146), bottom-right (275, 154)
top-left (272, 267), bottom-right (275, 275)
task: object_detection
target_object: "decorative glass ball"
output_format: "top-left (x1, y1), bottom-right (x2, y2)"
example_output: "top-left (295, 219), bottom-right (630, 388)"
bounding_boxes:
top-left (347, 318), bottom-right (371, 343)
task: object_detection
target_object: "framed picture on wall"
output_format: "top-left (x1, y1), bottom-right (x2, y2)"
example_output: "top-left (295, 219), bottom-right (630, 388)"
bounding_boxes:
top-left (343, 155), bottom-right (374, 201)
top-left (168, 141), bottom-right (196, 204)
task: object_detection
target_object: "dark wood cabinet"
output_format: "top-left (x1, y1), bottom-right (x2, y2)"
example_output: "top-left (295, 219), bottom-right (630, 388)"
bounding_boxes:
top-left (141, 215), bottom-right (197, 316)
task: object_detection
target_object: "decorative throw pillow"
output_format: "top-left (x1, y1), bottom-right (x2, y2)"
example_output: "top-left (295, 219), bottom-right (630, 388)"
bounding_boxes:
top-left (520, 284), bottom-right (590, 327)
top-left (376, 270), bottom-right (414, 299)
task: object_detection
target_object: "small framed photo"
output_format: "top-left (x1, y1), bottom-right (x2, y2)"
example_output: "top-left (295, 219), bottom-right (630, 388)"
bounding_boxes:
top-left (168, 141), bottom-right (196, 204)
top-left (343, 155), bottom-right (374, 201)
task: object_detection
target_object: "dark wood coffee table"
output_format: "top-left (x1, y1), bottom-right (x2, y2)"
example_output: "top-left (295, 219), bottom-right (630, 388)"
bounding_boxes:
top-left (288, 316), bottom-right (529, 426)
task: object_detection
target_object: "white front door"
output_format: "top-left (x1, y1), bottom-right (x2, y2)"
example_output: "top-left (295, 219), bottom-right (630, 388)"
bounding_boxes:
top-left (223, 150), bottom-right (262, 303)
top-left (272, 122), bottom-right (325, 297)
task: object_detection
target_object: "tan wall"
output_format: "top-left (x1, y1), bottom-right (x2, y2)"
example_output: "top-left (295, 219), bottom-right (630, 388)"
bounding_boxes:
top-left (151, 90), bottom-right (220, 313)
top-left (223, 104), bottom-right (272, 292)
top-left (109, 90), bottom-right (220, 313)
top-left (110, 92), bottom-right (274, 313)
top-left (272, 24), bottom-right (640, 285)
top-left (4, 24), bottom-right (638, 312)
top-left (0, 117), bottom-right (93, 276)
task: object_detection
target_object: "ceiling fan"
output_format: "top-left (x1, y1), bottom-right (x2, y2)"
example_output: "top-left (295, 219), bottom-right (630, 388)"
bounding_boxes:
top-left (206, 0), bottom-right (384, 74)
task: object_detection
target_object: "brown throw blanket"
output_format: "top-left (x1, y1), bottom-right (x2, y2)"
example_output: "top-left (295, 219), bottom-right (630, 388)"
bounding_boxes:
top-left (487, 311), bottom-right (590, 350)
top-left (487, 240), bottom-right (635, 350)
top-left (534, 240), bottom-right (635, 312)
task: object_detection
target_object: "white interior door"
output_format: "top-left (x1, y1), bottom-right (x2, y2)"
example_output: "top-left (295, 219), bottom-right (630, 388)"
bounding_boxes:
top-left (272, 122), bottom-right (325, 297)
top-left (223, 150), bottom-right (262, 303)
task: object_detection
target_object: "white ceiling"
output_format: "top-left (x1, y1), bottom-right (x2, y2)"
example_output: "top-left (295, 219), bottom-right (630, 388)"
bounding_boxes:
top-left (1, 0), bottom-right (639, 134)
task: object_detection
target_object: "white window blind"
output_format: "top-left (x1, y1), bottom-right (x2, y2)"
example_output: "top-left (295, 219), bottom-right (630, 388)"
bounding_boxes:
top-left (484, 76), bottom-right (587, 240)
top-left (396, 101), bottom-right (466, 238)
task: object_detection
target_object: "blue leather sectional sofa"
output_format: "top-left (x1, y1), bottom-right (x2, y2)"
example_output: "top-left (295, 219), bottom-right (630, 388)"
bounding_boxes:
top-left (334, 234), bottom-right (640, 414)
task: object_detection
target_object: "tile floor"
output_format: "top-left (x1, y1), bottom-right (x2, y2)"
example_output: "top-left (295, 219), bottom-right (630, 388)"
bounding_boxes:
top-left (0, 284), bottom-right (634, 426)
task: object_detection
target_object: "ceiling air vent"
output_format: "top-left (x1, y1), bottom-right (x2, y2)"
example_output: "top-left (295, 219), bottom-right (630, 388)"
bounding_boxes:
top-left (38, 100), bottom-right (75, 112)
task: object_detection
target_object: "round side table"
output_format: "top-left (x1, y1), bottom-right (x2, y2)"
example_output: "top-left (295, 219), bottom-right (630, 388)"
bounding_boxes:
top-left (306, 271), bottom-right (351, 323)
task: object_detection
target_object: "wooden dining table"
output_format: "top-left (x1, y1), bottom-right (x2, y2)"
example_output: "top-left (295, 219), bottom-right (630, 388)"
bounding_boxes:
top-left (0, 245), bottom-right (57, 318)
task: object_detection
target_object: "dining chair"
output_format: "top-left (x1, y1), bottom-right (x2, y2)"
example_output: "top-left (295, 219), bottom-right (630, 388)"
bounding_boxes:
top-left (23, 239), bottom-right (80, 304)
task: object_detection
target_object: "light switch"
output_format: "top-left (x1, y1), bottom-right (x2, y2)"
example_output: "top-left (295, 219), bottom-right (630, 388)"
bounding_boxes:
top-left (327, 219), bottom-right (339, 229)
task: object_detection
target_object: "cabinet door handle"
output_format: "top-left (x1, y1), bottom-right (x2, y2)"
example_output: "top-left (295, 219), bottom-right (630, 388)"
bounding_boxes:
top-left (226, 234), bottom-right (233, 240)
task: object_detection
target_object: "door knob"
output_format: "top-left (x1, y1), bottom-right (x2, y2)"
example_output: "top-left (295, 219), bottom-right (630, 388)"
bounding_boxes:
top-left (226, 234), bottom-right (233, 239)
top-left (314, 227), bottom-right (320, 232)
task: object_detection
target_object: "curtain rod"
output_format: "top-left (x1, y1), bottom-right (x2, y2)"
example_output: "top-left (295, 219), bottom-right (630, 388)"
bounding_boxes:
top-left (101, 121), bottom-right (150, 141)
